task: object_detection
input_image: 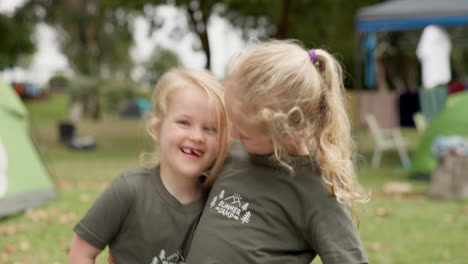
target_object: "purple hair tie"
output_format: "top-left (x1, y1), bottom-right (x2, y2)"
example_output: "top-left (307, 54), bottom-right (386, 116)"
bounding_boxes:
top-left (308, 49), bottom-right (318, 63)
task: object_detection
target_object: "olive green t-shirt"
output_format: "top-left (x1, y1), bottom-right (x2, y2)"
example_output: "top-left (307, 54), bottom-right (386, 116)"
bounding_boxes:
top-left (186, 151), bottom-right (367, 264)
top-left (74, 168), bottom-right (205, 264)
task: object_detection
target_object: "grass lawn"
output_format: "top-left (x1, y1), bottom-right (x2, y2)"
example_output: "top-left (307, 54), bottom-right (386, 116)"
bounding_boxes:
top-left (1, 94), bottom-right (468, 263)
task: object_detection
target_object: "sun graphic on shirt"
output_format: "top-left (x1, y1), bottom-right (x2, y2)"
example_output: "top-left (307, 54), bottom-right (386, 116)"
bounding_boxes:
top-left (226, 193), bottom-right (242, 206)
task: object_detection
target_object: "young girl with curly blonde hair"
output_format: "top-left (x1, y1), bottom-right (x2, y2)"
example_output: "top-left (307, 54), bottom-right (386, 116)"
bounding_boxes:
top-left (186, 40), bottom-right (368, 264)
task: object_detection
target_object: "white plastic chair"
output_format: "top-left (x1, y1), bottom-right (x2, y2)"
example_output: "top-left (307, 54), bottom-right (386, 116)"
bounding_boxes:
top-left (365, 113), bottom-right (411, 168)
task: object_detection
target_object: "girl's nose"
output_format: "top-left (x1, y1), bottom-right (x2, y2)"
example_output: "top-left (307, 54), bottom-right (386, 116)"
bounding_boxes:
top-left (190, 128), bottom-right (205, 142)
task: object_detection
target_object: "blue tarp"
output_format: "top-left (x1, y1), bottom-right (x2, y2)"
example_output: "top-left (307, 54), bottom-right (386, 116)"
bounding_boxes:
top-left (356, 0), bottom-right (468, 32)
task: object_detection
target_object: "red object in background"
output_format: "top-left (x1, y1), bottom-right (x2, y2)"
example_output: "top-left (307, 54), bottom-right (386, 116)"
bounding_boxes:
top-left (448, 80), bottom-right (464, 94)
top-left (12, 83), bottom-right (26, 97)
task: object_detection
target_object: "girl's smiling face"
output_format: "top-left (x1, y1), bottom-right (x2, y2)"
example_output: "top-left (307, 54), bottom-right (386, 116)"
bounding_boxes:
top-left (154, 84), bottom-right (219, 181)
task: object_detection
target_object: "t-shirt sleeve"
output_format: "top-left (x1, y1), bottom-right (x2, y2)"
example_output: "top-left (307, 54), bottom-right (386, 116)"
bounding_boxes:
top-left (73, 173), bottom-right (133, 250)
top-left (306, 195), bottom-right (368, 264)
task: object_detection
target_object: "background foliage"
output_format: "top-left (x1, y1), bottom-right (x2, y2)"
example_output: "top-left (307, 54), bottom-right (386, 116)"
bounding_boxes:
top-left (0, 13), bottom-right (35, 70)
top-left (8, 0), bottom-right (384, 79)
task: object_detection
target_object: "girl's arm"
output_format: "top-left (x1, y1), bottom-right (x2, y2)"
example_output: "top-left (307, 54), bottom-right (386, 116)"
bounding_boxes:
top-left (108, 251), bottom-right (115, 264)
top-left (68, 234), bottom-right (101, 264)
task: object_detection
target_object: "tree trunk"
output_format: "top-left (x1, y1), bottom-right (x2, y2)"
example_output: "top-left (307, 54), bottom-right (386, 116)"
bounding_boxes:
top-left (275, 0), bottom-right (291, 39)
top-left (187, 0), bottom-right (212, 70)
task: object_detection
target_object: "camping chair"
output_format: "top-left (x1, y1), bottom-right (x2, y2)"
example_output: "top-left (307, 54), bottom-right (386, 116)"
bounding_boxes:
top-left (365, 113), bottom-right (411, 168)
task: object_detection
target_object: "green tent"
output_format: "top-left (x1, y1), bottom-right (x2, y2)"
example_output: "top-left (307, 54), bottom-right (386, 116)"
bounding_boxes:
top-left (0, 76), bottom-right (57, 218)
top-left (410, 90), bottom-right (468, 175)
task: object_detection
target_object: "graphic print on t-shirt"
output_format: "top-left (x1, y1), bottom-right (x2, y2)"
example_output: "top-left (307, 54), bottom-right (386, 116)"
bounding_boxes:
top-left (209, 189), bottom-right (251, 224)
top-left (150, 249), bottom-right (185, 264)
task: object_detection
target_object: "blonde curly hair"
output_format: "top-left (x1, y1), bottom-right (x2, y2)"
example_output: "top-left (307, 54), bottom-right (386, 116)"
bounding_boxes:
top-left (224, 40), bottom-right (368, 217)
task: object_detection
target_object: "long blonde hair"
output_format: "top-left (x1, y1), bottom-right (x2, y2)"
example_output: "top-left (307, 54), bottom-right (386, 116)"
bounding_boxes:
top-left (224, 40), bottom-right (367, 216)
top-left (144, 67), bottom-right (230, 189)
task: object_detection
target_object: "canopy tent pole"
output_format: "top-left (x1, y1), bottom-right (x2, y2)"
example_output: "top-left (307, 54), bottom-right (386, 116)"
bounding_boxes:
top-left (353, 29), bottom-right (365, 138)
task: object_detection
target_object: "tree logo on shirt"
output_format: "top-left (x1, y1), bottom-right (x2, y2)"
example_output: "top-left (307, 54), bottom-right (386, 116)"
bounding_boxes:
top-left (150, 249), bottom-right (185, 264)
top-left (209, 189), bottom-right (252, 224)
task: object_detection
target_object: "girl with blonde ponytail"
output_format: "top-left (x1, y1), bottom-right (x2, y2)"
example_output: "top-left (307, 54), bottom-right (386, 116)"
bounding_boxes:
top-left (186, 40), bottom-right (368, 264)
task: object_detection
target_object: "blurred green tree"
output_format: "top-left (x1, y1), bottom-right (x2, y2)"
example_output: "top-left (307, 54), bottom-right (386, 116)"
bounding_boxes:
top-left (142, 46), bottom-right (181, 88)
top-left (131, 0), bottom-right (382, 82)
top-left (48, 73), bottom-right (70, 92)
top-left (15, 0), bottom-right (384, 87)
top-left (0, 13), bottom-right (35, 70)
top-left (124, 0), bottom-right (215, 69)
top-left (16, 0), bottom-right (147, 119)
top-left (219, 0), bottom-right (384, 87)
top-left (16, 0), bottom-right (136, 77)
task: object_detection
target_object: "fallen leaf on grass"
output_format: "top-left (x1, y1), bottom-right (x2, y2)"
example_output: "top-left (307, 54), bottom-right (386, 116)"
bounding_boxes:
top-left (77, 180), bottom-right (109, 190)
top-left (368, 242), bottom-right (382, 251)
top-left (376, 207), bottom-right (391, 217)
top-left (19, 240), bottom-right (30, 251)
top-left (56, 179), bottom-right (72, 189)
top-left (25, 209), bottom-right (49, 222)
top-left (79, 180), bottom-right (107, 189)
top-left (383, 181), bottom-right (413, 198)
top-left (460, 206), bottom-right (468, 215)
top-left (444, 214), bottom-right (455, 223)
top-left (80, 193), bottom-right (90, 202)
top-left (14, 258), bottom-right (31, 264)
top-left (0, 225), bottom-right (17, 236)
top-left (59, 212), bottom-right (77, 224)
top-left (4, 244), bottom-right (17, 254)
top-left (99, 181), bottom-right (110, 190)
